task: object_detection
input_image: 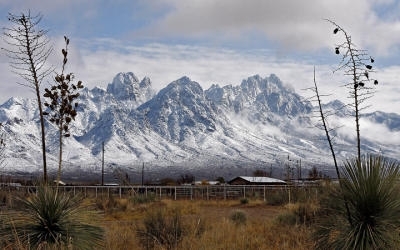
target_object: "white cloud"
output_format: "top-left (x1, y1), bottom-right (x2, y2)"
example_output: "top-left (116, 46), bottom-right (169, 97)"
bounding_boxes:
top-left (1, 38), bottom-right (398, 115)
top-left (1, 1), bottom-right (398, 116)
top-left (361, 118), bottom-right (400, 145)
top-left (2, 0), bottom-right (400, 57)
top-left (372, 66), bottom-right (400, 114)
top-left (143, 0), bottom-right (400, 56)
top-left (72, 42), bottom-right (317, 91)
top-left (72, 41), bottom-right (398, 113)
top-left (0, 0), bottom-right (93, 13)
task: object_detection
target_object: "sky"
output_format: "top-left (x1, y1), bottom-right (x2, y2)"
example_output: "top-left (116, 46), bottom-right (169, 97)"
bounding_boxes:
top-left (0, 0), bottom-right (399, 114)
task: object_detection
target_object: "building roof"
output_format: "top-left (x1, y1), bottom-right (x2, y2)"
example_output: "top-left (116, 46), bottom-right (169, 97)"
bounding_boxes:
top-left (229, 176), bottom-right (286, 184)
top-left (53, 180), bottom-right (66, 186)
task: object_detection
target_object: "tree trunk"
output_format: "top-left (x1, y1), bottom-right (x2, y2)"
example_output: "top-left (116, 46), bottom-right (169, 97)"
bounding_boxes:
top-left (57, 123), bottom-right (63, 187)
top-left (23, 21), bottom-right (47, 183)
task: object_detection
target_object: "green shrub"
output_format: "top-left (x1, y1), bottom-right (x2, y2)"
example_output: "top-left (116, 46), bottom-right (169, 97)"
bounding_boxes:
top-left (230, 209), bottom-right (247, 226)
top-left (131, 193), bottom-right (156, 204)
top-left (240, 198), bottom-right (249, 204)
top-left (137, 207), bottom-right (185, 250)
top-left (274, 202), bottom-right (317, 226)
top-left (290, 187), bottom-right (313, 203)
top-left (293, 202), bottom-right (316, 225)
top-left (276, 211), bottom-right (297, 226)
top-left (95, 195), bottom-right (118, 212)
top-left (266, 191), bottom-right (287, 206)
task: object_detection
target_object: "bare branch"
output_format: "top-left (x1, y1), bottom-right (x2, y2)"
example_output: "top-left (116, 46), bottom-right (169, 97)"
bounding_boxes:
top-left (327, 19), bottom-right (378, 160)
top-left (1, 11), bottom-right (54, 183)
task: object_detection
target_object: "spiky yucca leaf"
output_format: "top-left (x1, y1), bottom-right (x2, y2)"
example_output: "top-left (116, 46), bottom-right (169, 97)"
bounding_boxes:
top-left (315, 155), bottom-right (400, 249)
top-left (0, 185), bottom-right (104, 249)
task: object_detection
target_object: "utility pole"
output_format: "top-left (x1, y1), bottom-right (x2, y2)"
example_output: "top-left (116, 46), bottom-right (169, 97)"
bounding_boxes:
top-left (299, 159), bottom-right (302, 180)
top-left (141, 162), bottom-right (144, 186)
top-left (101, 142), bottom-right (104, 186)
top-left (269, 163), bottom-right (273, 177)
top-left (286, 155), bottom-right (291, 181)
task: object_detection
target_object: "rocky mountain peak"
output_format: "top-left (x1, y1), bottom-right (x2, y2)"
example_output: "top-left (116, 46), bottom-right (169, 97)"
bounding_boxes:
top-left (138, 76), bottom-right (217, 142)
top-left (0, 73), bottom-right (399, 176)
top-left (1, 97), bottom-right (23, 109)
top-left (106, 72), bottom-right (155, 102)
top-left (140, 76), bottom-right (151, 88)
top-left (106, 72), bottom-right (139, 99)
top-left (205, 74), bottom-right (311, 117)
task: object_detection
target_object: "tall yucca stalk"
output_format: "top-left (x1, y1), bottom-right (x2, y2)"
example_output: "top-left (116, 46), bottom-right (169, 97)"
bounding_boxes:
top-left (327, 20), bottom-right (378, 161)
top-left (0, 186), bottom-right (104, 249)
top-left (43, 36), bottom-right (84, 185)
top-left (3, 12), bottom-right (53, 182)
top-left (315, 155), bottom-right (400, 249)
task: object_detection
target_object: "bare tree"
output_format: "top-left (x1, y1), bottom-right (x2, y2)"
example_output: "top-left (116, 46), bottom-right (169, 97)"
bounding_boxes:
top-left (327, 19), bottom-right (377, 161)
top-left (43, 36), bottom-right (84, 185)
top-left (2, 11), bottom-right (53, 182)
top-left (112, 167), bottom-right (131, 186)
top-left (308, 67), bottom-right (352, 225)
top-left (308, 20), bottom-right (379, 230)
top-left (307, 67), bottom-right (341, 179)
top-left (253, 169), bottom-right (269, 177)
top-left (177, 174), bottom-right (195, 185)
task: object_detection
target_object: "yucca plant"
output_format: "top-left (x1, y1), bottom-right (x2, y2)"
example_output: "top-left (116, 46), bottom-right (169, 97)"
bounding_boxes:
top-left (0, 185), bottom-right (104, 249)
top-left (315, 155), bottom-right (400, 249)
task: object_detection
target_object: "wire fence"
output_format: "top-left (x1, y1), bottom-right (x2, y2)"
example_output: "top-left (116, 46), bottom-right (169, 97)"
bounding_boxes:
top-left (0, 184), bottom-right (321, 202)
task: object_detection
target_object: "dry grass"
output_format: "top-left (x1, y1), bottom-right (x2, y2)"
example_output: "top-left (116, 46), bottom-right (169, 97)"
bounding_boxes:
top-left (1, 193), bottom-right (315, 249)
top-left (100, 198), bottom-right (314, 250)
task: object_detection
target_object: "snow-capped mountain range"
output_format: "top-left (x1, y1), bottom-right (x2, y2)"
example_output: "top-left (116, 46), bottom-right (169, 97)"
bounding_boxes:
top-left (1, 72), bottom-right (399, 180)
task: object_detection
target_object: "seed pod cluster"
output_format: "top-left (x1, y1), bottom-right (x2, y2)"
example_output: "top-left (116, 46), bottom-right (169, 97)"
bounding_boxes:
top-left (333, 26), bottom-right (378, 88)
top-left (43, 36), bottom-right (84, 137)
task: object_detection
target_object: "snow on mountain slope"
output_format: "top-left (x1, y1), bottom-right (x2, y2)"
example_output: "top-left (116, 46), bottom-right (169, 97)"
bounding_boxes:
top-left (137, 76), bottom-right (220, 143)
top-left (106, 72), bottom-right (155, 102)
top-left (205, 74), bottom-right (312, 126)
top-left (0, 72), bottom-right (399, 178)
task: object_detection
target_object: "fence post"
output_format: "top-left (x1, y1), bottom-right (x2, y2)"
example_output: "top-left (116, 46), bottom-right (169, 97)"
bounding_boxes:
top-left (224, 185), bottom-right (226, 200)
top-left (263, 186), bottom-right (266, 202)
top-left (243, 186), bottom-right (246, 199)
top-left (174, 187), bottom-right (177, 200)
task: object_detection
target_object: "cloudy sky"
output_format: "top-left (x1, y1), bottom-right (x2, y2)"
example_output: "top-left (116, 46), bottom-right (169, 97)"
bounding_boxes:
top-left (1, 0), bottom-right (399, 114)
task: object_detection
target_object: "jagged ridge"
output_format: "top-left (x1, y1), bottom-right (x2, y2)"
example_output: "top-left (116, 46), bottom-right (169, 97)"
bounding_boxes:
top-left (0, 72), bottom-right (399, 177)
